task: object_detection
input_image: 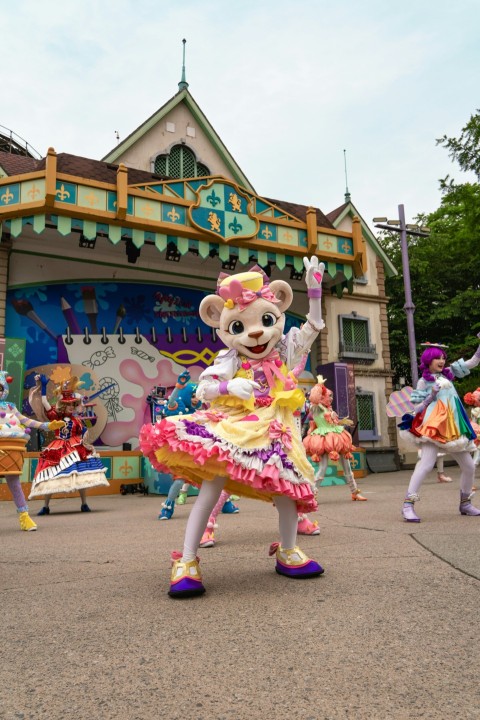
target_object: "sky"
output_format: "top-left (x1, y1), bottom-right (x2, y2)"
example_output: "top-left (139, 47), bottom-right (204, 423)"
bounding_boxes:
top-left (2, 0), bottom-right (479, 228)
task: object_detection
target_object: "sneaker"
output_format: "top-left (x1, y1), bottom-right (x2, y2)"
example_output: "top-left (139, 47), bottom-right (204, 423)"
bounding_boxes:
top-left (37, 506), bottom-right (50, 516)
top-left (158, 499), bottom-right (175, 520)
top-left (221, 499), bottom-right (239, 514)
top-left (18, 511), bottom-right (37, 532)
top-left (80, 504), bottom-right (91, 512)
top-left (297, 514), bottom-right (320, 535)
top-left (177, 491), bottom-right (188, 505)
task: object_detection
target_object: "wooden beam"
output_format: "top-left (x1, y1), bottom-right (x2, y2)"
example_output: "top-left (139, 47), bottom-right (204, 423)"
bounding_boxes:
top-left (45, 147), bottom-right (57, 207)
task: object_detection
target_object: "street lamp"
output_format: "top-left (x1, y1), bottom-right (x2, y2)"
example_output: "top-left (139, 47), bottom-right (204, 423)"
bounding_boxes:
top-left (374, 205), bottom-right (430, 387)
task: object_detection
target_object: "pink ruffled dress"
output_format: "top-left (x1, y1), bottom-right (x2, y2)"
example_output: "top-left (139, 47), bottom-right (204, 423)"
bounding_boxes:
top-left (140, 328), bottom-right (318, 513)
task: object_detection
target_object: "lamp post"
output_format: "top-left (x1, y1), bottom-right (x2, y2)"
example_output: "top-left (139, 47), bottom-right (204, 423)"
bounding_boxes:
top-left (373, 205), bottom-right (430, 388)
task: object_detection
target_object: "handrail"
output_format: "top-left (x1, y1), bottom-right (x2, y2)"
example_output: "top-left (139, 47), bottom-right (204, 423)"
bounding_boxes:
top-left (0, 124), bottom-right (42, 159)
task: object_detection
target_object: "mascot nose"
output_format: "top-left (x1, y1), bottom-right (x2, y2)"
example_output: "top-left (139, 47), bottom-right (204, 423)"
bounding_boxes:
top-left (248, 330), bottom-right (264, 339)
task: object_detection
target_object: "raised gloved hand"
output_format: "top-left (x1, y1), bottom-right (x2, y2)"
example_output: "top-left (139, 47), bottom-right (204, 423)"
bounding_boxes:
top-left (35, 373), bottom-right (49, 396)
top-left (46, 420), bottom-right (66, 431)
top-left (303, 257), bottom-right (325, 333)
top-left (224, 378), bottom-right (260, 400)
top-left (303, 256), bottom-right (325, 291)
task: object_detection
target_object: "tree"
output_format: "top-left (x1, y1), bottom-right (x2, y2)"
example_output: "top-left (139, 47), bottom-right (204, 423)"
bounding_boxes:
top-left (436, 109), bottom-right (480, 179)
top-left (379, 111), bottom-right (480, 390)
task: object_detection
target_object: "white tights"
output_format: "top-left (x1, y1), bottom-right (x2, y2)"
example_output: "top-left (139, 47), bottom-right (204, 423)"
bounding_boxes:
top-left (182, 476), bottom-right (298, 562)
top-left (407, 443), bottom-right (475, 496)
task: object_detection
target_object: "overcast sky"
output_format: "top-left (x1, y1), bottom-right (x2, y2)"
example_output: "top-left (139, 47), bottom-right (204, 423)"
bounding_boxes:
top-left (3, 0), bottom-right (478, 228)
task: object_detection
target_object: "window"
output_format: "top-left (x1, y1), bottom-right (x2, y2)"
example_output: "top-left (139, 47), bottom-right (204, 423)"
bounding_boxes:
top-left (338, 314), bottom-right (377, 364)
top-left (356, 392), bottom-right (380, 441)
top-left (153, 145), bottom-right (210, 179)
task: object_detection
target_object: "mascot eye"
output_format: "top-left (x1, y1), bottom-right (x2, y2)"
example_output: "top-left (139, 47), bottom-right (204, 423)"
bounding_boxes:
top-left (261, 313), bottom-right (277, 327)
top-left (228, 320), bottom-right (245, 335)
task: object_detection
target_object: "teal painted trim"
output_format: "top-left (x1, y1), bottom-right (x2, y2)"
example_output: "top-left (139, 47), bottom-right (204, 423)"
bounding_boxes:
top-left (10, 218), bottom-right (22, 237)
top-left (257, 250), bottom-right (268, 266)
top-left (331, 202), bottom-right (397, 277)
top-left (155, 233), bottom-right (167, 252)
top-left (109, 225), bottom-right (122, 244)
top-left (218, 244), bottom-right (229, 261)
top-left (102, 90), bottom-right (189, 162)
top-left (187, 179), bottom-right (206, 192)
top-left (83, 220), bottom-right (96, 240)
top-left (293, 255), bottom-right (304, 273)
top-left (132, 228), bottom-right (144, 248)
top-left (165, 182), bottom-right (185, 198)
top-left (177, 237), bottom-right (188, 255)
top-left (57, 216), bottom-right (72, 236)
top-left (255, 199), bottom-right (272, 215)
top-left (238, 247), bottom-right (249, 265)
top-left (198, 240), bottom-right (209, 258)
top-left (33, 215), bottom-right (46, 234)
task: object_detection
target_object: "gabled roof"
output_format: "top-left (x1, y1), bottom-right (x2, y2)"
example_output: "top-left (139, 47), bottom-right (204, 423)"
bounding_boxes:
top-left (327, 199), bottom-right (397, 277)
top-left (102, 88), bottom-right (255, 192)
top-left (0, 152), bottom-right (39, 176)
top-left (326, 201), bottom-right (348, 224)
top-left (0, 150), bottom-right (168, 185)
top-left (265, 196), bottom-right (335, 230)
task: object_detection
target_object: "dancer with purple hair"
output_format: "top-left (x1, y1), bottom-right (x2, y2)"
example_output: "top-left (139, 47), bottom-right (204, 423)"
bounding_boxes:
top-left (399, 336), bottom-right (480, 522)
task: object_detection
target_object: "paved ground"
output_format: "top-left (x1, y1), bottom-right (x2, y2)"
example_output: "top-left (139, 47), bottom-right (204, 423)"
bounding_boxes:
top-left (1, 467), bottom-right (480, 720)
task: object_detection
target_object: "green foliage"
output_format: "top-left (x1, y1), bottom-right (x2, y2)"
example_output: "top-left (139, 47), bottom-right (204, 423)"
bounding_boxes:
top-left (436, 109), bottom-right (480, 178)
top-left (379, 111), bottom-right (480, 390)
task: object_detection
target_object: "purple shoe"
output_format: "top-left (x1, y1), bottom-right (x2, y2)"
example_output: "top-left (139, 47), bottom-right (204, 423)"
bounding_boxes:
top-left (269, 543), bottom-right (324, 578)
top-left (459, 492), bottom-right (480, 516)
top-left (402, 494), bottom-right (421, 523)
top-left (168, 555), bottom-right (206, 598)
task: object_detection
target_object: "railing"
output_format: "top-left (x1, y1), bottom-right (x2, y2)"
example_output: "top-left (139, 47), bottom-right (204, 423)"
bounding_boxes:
top-left (0, 124), bottom-right (42, 159)
top-left (339, 342), bottom-right (377, 364)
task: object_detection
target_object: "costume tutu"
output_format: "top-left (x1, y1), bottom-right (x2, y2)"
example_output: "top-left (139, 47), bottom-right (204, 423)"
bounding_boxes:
top-left (400, 359), bottom-right (477, 453)
top-left (303, 405), bottom-right (354, 462)
top-left (140, 337), bottom-right (317, 513)
top-left (29, 408), bottom-right (108, 498)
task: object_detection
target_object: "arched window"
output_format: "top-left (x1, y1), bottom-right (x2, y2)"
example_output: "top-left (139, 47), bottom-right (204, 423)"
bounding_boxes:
top-left (154, 145), bottom-right (210, 179)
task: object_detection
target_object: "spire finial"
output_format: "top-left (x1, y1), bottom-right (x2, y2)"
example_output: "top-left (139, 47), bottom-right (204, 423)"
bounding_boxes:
top-left (178, 38), bottom-right (189, 90)
top-left (343, 149), bottom-right (351, 202)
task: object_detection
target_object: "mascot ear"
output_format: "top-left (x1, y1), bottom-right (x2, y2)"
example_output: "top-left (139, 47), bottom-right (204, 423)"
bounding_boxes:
top-left (269, 280), bottom-right (293, 312)
top-left (199, 295), bottom-right (225, 328)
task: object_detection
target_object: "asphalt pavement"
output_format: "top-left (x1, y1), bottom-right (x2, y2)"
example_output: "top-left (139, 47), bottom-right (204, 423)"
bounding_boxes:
top-left (1, 467), bottom-right (479, 720)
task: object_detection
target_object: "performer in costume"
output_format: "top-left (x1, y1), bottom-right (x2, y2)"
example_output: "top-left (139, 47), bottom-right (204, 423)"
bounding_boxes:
top-left (140, 256), bottom-right (325, 597)
top-left (303, 376), bottom-right (367, 501)
top-left (399, 337), bottom-right (480, 522)
top-left (416, 450), bottom-right (453, 483)
top-left (0, 371), bottom-right (64, 531)
top-left (154, 371), bottom-right (239, 520)
top-left (29, 374), bottom-right (109, 513)
top-left (463, 387), bottom-right (480, 469)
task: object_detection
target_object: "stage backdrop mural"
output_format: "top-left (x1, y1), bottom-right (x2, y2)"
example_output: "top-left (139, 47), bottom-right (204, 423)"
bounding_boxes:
top-left (6, 281), bottom-right (306, 449)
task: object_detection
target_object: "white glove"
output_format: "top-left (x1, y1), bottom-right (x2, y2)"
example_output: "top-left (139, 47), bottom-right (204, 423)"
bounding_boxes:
top-left (226, 378), bottom-right (260, 400)
top-left (303, 256), bottom-right (325, 289)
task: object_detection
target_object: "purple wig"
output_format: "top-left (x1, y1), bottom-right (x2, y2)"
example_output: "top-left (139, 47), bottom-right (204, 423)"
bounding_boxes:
top-left (419, 347), bottom-right (455, 382)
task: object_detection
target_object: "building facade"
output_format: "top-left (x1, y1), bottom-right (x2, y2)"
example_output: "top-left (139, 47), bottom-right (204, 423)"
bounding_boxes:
top-left (0, 83), bottom-right (397, 479)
